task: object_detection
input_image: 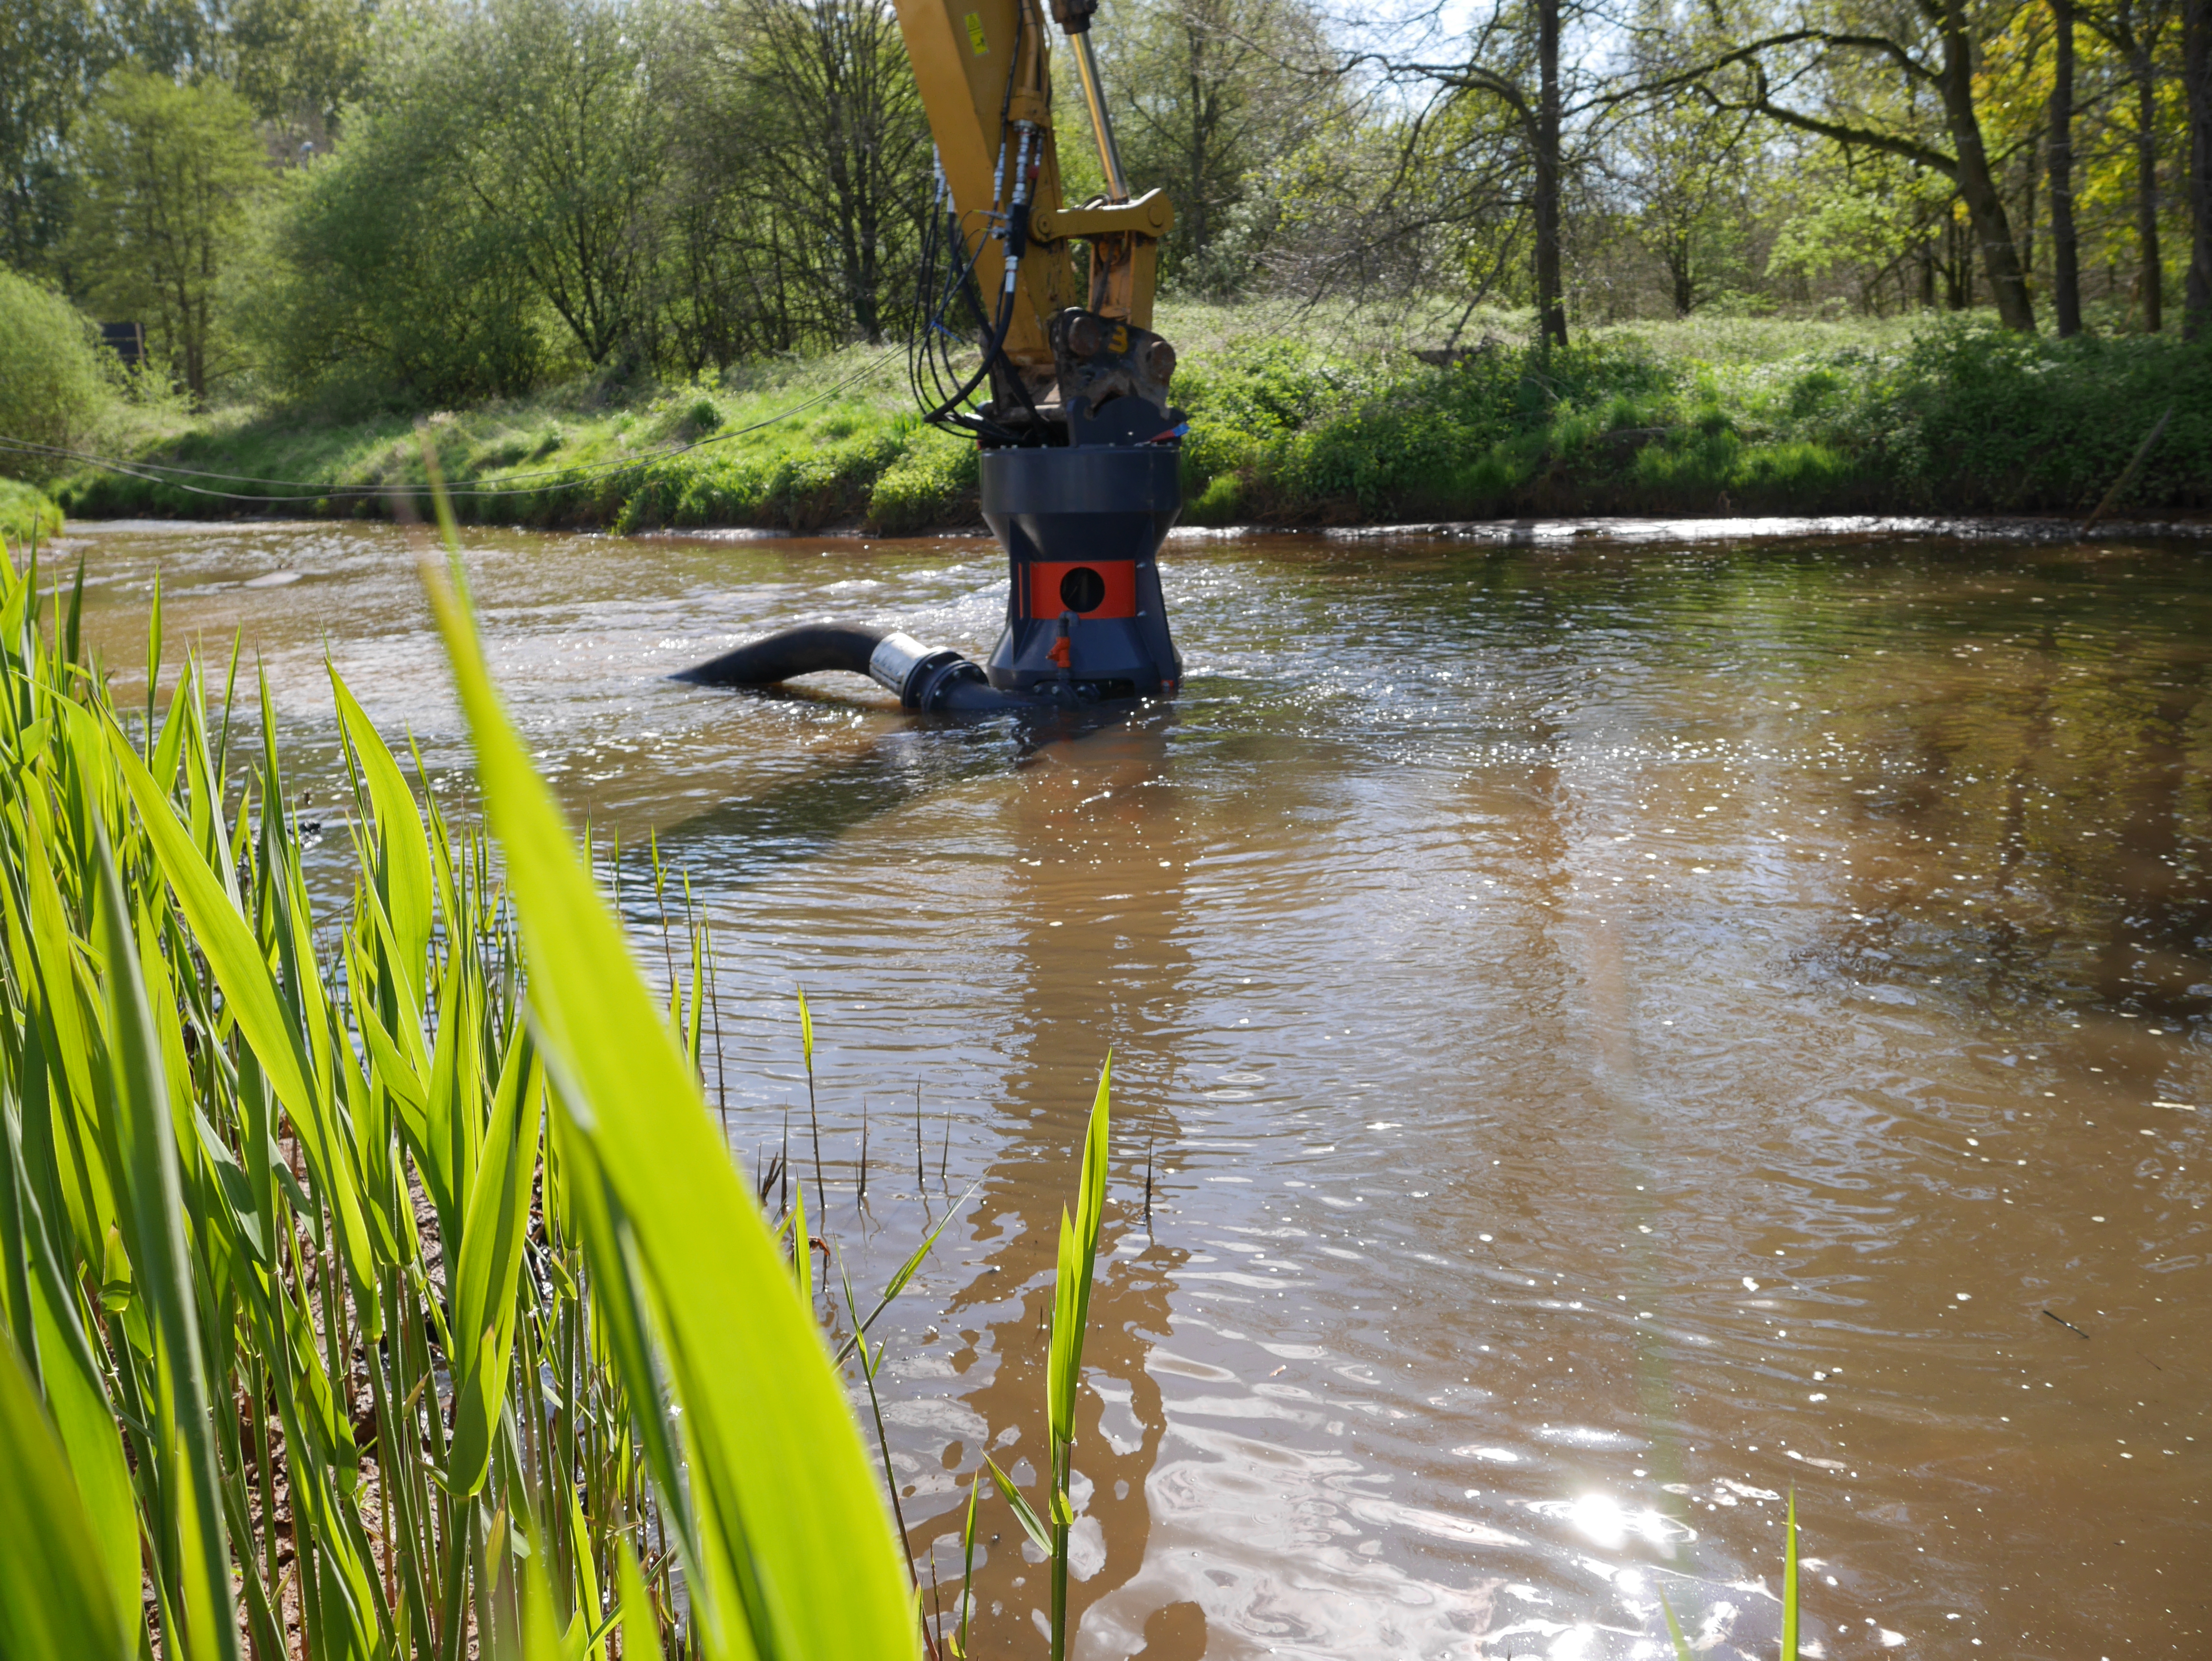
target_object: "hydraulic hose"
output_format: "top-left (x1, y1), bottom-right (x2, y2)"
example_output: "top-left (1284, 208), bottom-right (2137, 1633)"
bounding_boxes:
top-left (673, 625), bottom-right (1050, 715)
top-left (671, 623), bottom-right (887, 686)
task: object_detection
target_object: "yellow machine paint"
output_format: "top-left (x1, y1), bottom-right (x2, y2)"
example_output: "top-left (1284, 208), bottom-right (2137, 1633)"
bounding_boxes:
top-left (892, 0), bottom-right (1170, 389)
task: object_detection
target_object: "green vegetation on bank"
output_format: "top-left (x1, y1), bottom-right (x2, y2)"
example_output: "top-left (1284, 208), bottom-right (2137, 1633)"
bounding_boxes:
top-left (48, 306), bottom-right (2212, 533)
top-left (0, 479), bottom-right (61, 543)
top-left (0, 264), bottom-right (120, 539)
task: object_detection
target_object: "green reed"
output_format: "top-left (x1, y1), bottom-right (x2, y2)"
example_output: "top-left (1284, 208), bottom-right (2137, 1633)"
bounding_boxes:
top-left (1661, 1485), bottom-right (1801, 1661)
top-left (0, 516), bottom-right (922, 1659)
top-left (977, 1059), bottom-right (1110, 1661)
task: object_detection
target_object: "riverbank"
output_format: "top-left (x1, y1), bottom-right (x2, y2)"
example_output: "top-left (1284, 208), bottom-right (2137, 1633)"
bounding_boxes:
top-left (48, 305), bottom-right (2212, 534)
top-left (0, 477), bottom-right (62, 543)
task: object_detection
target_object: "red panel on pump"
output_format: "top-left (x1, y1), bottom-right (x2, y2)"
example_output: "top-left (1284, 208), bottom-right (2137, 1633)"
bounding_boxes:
top-left (1025, 560), bottom-right (1138, 620)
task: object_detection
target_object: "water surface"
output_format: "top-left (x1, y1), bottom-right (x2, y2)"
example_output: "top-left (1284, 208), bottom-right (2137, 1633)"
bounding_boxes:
top-left (68, 518), bottom-right (2212, 1659)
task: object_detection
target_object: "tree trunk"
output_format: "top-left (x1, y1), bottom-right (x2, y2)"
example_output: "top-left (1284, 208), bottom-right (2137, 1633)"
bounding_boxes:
top-left (1939, 0), bottom-right (2037, 329)
top-left (2190, 0), bottom-right (2212, 336)
top-left (2133, 31), bottom-right (2164, 331)
top-left (1186, 22), bottom-right (1210, 258)
top-left (1533, 0), bottom-right (1567, 349)
top-left (1947, 225), bottom-right (1973, 308)
top-left (2050, 0), bottom-right (2082, 335)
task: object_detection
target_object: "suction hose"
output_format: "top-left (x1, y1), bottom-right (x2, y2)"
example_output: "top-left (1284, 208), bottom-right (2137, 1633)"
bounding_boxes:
top-left (673, 624), bottom-right (1049, 715)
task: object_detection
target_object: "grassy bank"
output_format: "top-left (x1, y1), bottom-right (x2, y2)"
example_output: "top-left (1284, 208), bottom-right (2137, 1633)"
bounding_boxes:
top-left (0, 477), bottom-right (61, 542)
top-left (50, 304), bottom-right (2212, 532)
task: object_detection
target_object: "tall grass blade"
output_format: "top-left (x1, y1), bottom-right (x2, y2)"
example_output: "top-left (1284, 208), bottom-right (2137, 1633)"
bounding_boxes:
top-left (418, 538), bottom-right (912, 1658)
top-left (981, 1457), bottom-right (1049, 1556)
top-left (106, 713), bottom-right (383, 1339)
top-left (1048, 1060), bottom-right (1110, 1459)
top-left (1045, 1060), bottom-right (1111, 1661)
top-left (91, 830), bottom-right (241, 1661)
top-left (798, 985), bottom-right (825, 1218)
top-left (0, 1332), bottom-right (129, 1661)
top-left (953, 1474), bottom-right (981, 1659)
top-left (832, 1178), bottom-right (979, 1368)
top-left (332, 667), bottom-right (433, 1004)
top-left (1781, 1485), bottom-right (1798, 1661)
top-left (446, 1024), bottom-right (543, 1495)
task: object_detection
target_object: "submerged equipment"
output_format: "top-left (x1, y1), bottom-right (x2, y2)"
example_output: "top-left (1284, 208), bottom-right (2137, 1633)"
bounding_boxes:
top-left (676, 0), bottom-right (1187, 714)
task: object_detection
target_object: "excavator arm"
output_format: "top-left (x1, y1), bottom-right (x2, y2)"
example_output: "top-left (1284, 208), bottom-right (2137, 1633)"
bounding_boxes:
top-left (665, 0), bottom-right (1198, 709)
top-left (893, 0), bottom-right (1179, 444)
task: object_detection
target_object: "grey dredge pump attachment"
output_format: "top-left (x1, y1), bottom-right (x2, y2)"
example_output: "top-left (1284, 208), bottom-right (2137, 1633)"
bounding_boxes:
top-left (981, 436), bottom-right (1182, 701)
top-left (674, 0), bottom-right (1188, 714)
top-left (672, 330), bottom-right (1186, 715)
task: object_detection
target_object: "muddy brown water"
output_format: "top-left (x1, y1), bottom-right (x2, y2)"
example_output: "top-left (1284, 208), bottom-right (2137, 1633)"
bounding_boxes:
top-left (63, 518), bottom-right (2212, 1660)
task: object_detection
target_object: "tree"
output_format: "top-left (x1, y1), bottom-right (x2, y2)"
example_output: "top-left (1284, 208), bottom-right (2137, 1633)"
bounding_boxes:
top-left (104, 0), bottom-right (233, 80)
top-left (1534, 0), bottom-right (1565, 343)
top-left (2088, 0), bottom-right (2176, 329)
top-left (1610, 2), bottom-right (1765, 317)
top-left (67, 68), bottom-right (266, 403)
top-left (1714, 0), bottom-right (2041, 330)
top-left (0, 0), bottom-right (110, 270)
top-left (1766, 138), bottom-right (1958, 309)
top-left (0, 0), bottom-right (234, 274)
top-left (2190, 0), bottom-right (2212, 335)
top-left (2050, 0), bottom-right (2082, 334)
top-left (229, 0), bottom-right (377, 133)
top-left (1095, 0), bottom-right (1333, 294)
top-left (1238, 68), bottom-right (1523, 309)
top-left (426, 0), bottom-right (676, 371)
top-left (249, 98), bottom-right (553, 404)
top-left (1613, 100), bottom-right (1760, 315)
top-left (688, 0), bottom-right (929, 343)
top-left (1362, 0), bottom-right (1582, 343)
top-left (1417, 0), bottom-right (1575, 345)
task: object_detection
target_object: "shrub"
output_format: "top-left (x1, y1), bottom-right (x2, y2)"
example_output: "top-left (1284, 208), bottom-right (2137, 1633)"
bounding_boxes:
top-left (68, 71), bottom-right (266, 406)
top-left (0, 478), bottom-right (62, 541)
top-left (0, 266), bottom-right (117, 483)
top-left (247, 107), bottom-right (557, 408)
top-left (867, 426), bottom-right (978, 534)
top-left (1878, 320), bottom-right (2212, 511)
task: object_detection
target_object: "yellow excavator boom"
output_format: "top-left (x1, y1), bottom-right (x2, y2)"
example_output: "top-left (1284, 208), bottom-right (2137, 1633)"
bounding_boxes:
top-left (891, 0), bottom-right (1171, 389)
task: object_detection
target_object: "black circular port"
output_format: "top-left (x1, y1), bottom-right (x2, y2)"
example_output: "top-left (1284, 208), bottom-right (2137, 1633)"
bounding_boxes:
top-left (1058, 566), bottom-right (1108, 613)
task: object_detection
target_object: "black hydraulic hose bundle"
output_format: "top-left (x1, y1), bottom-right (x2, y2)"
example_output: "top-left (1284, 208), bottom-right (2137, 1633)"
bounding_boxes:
top-left (906, 0), bottom-right (1044, 446)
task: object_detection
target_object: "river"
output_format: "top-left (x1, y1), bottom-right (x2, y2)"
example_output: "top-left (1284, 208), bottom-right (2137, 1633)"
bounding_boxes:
top-left (66, 517), bottom-right (2210, 1660)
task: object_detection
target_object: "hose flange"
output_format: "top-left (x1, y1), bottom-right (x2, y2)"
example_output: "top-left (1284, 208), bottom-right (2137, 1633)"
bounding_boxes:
top-left (865, 632), bottom-right (974, 709)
